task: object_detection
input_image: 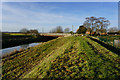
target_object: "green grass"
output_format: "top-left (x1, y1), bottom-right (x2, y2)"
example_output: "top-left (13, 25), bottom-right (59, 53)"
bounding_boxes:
top-left (2, 36), bottom-right (120, 79)
top-left (2, 33), bottom-right (26, 36)
top-left (9, 33), bottom-right (27, 36)
top-left (2, 37), bottom-right (73, 79)
top-left (94, 35), bottom-right (120, 49)
top-left (98, 35), bottom-right (120, 41)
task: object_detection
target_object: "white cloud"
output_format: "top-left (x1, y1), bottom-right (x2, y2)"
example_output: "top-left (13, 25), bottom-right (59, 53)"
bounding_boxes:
top-left (2, 3), bottom-right (84, 24)
top-left (2, 2), bottom-right (118, 32)
top-left (3, 4), bottom-right (27, 17)
top-left (2, 3), bottom-right (84, 32)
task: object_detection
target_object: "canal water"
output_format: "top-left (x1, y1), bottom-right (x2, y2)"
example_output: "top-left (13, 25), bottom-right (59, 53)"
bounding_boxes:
top-left (1, 42), bottom-right (40, 55)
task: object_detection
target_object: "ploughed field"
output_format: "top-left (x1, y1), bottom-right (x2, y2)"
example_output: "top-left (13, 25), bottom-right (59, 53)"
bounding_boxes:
top-left (2, 36), bottom-right (120, 79)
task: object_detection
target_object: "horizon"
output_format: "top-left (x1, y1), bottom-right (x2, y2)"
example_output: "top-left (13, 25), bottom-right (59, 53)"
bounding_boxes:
top-left (2, 2), bottom-right (118, 32)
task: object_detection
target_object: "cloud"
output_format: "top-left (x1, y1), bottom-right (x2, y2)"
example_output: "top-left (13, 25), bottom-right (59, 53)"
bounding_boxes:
top-left (2, 2), bottom-right (118, 32)
top-left (2, 3), bottom-right (84, 32)
top-left (2, 3), bottom-right (84, 24)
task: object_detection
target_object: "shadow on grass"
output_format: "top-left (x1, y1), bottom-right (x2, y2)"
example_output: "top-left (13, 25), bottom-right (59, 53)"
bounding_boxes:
top-left (89, 37), bottom-right (120, 56)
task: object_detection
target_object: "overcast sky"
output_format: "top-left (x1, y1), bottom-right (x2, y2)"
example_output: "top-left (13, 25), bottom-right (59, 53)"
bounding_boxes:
top-left (2, 2), bottom-right (118, 32)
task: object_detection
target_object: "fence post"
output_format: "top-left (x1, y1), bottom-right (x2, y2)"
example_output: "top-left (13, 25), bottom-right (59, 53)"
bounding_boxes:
top-left (113, 40), bottom-right (114, 47)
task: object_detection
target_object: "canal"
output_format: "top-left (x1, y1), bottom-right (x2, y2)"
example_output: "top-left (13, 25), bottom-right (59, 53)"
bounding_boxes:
top-left (1, 42), bottom-right (41, 55)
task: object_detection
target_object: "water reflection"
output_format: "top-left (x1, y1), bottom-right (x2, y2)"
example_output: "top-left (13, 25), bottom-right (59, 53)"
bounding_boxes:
top-left (2, 43), bottom-right (40, 55)
top-left (20, 44), bottom-right (29, 49)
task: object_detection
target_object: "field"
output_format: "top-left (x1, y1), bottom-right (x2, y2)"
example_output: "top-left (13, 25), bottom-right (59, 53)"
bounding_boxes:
top-left (2, 36), bottom-right (120, 79)
top-left (2, 33), bottom-right (27, 36)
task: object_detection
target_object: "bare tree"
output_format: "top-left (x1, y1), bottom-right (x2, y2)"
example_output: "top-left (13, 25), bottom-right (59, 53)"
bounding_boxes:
top-left (83, 16), bottom-right (110, 35)
top-left (56, 26), bottom-right (63, 33)
top-left (29, 29), bottom-right (38, 34)
top-left (50, 26), bottom-right (63, 33)
top-left (96, 17), bottom-right (110, 33)
top-left (19, 28), bottom-right (29, 35)
top-left (20, 28), bottom-right (28, 33)
top-left (108, 27), bottom-right (118, 32)
top-left (64, 28), bottom-right (70, 33)
top-left (83, 21), bottom-right (91, 28)
top-left (83, 16), bottom-right (97, 35)
top-left (49, 29), bottom-right (56, 33)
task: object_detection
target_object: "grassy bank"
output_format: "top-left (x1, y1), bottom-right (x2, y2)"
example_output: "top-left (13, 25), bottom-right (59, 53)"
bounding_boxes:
top-left (2, 33), bottom-right (57, 49)
top-left (2, 36), bottom-right (120, 79)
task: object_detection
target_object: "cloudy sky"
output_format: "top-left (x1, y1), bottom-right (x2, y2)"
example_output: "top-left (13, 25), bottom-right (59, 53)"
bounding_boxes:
top-left (2, 2), bottom-right (118, 32)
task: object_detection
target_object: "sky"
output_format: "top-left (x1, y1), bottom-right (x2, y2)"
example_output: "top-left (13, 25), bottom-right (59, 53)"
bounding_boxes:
top-left (1, 0), bottom-right (120, 2)
top-left (2, 2), bottom-right (118, 32)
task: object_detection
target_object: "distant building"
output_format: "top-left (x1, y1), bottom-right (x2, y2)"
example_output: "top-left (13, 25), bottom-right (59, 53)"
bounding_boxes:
top-left (86, 31), bottom-right (96, 35)
top-left (86, 31), bottom-right (90, 35)
top-left (91, 32), bottom-right (96, 35)
top-left (100, 32), bottom-right (107, 35)
top-left (85, 31), bottom-right (107, 36)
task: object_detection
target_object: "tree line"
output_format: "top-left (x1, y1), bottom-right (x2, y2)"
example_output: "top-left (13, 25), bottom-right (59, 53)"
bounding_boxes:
top-left (20, 16), bottom-right (120, 35)
top-left (20, 28), bottom-right (39, 37)
top-left (77, 16), bottom-right (120, 35)
top-left (77, 16), bottom-right (110, 35)
top-left (49, 26), bottom-right (70, 33)
top-left (20, 27), bottom-right (71, 34)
